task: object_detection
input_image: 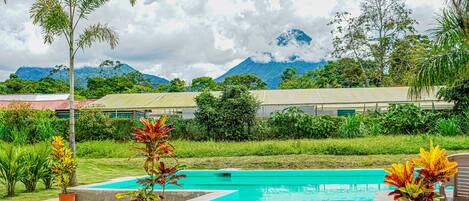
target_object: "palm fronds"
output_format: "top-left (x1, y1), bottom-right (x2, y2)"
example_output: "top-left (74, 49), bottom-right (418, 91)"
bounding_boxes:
top-left (76, 23), bottom-right (118, 51)
top-left (411, 0), bottom-right (469, 97)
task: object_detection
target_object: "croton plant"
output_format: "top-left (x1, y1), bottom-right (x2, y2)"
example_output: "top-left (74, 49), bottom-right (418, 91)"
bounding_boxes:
top-left (117, 115), bottom-right (186, 201)
top-left (385, 141), bottom-right (458, 201)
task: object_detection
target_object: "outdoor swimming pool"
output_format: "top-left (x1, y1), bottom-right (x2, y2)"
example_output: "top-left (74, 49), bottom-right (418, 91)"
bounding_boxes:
top-left (88, 169), bottom-right (393, 201)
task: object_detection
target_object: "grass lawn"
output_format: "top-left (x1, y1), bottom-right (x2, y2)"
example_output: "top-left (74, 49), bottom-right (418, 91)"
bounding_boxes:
top-left (2, 135), bottom-right (469, 200)
top-left (77, 135), bottom-right (469, 158)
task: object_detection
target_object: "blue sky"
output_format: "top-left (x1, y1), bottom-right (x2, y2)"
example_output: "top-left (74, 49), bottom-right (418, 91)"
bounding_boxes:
top-left (0, 0), bottom-right (444, 81)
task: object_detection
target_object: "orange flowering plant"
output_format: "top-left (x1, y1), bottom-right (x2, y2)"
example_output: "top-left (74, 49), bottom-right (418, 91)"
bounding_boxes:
top-left (116, 115), bottom-right (186, 201)
top-left (385, 141), bottom-right (458, 201)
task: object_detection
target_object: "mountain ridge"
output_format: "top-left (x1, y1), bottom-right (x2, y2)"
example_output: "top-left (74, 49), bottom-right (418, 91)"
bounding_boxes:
top-left (15, 64), bottom-right (169, 88)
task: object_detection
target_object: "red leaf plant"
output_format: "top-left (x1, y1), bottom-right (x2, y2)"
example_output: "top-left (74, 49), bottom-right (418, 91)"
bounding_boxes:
top-left (116, 115), bottom-right (186, 201)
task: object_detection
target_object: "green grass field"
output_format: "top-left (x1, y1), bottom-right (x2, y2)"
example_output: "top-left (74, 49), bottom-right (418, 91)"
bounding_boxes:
top-left (2, 135), bottom-right (469, 200)
top-left (77, 135), bottom-right (469, 158)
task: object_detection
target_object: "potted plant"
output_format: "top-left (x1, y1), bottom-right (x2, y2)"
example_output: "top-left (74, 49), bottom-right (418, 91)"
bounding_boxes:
top-left (385, 141), bottom-right (458, 201)
top-left (116, 115), bottom-right (186, 201)
top-left (51, 136), bottom-right (77, 201)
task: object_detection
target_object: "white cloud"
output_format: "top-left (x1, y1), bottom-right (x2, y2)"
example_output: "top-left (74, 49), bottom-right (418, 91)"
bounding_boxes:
top-left (0, 0), bottom-right (445, 82)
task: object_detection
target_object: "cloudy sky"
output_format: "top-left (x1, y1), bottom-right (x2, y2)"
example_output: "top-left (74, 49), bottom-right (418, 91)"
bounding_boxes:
top-left (0, 0), bottom-right (445, 81)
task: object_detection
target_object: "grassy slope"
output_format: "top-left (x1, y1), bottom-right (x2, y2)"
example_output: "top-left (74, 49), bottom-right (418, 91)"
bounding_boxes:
top-left (2, 135), bottom-right (469, 200)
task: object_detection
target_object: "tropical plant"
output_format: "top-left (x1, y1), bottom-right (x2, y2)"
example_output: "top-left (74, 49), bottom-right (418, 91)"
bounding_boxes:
top-left (0, 145), bottom-right (24, 197)
top-left (411, 0), bottom-right (469, 97)
top-left (268, 107), bottom-right (306, 138)
top-left (41, 161), bottom-right (54, 190)
top-left (116, 116), bottom-right (185, 201)
top-left (76, 109), bottom-right (115, 141)
top-left (385, 141), bottom-right (458, 201)
top-left (381, 104), bottom-right (430, 134)
top-left (51, 136), bottom-right (77, 194)
top-left (30, 0), bottom-right (119, 184)
top-left (20, 144), bottom-right (51, 192)
top-left (194, 85), bottom-right (260, 141)
top-left (413, 142), bottom-right (458, 184)
top-left (437, 117), bottom-right (462, 136)
top-left (438, 78), bottom-right (469, 112)
top-left (338, 115), bottom-right (364, 138)
top-left (298, 115), bottom-right (342, 139)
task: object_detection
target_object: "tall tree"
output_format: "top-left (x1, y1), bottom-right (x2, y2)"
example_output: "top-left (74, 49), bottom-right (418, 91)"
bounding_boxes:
top-left (222, 74), bottom-right (267, 90)
top-left (30, 0), bottom-right (119, 185)
top-left (166, 78), bottom-right (186, 92)
top-left (360, 0), bottom-right (416, 80)
top-left (411, 0), bottom-right (469, 96)
top-left (329, 12), bottom-right (371, 87)
top-left (388, 35), bottom-right (431, 86)
top-left (191, 76), bottom-right (219, 91)
top-left (329, 0), bottom-right (416, 86)
top-left (280, 68), bottom-right (297, 83)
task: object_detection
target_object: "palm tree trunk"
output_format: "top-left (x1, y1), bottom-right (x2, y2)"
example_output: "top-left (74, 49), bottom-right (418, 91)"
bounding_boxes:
top-left (8, 182), bottom-right (15, 196)
top-left (68, 4), bottom-right (77, 186)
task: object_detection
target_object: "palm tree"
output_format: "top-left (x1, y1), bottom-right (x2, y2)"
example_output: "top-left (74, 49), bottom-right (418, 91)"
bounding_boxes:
top-left (30, 0), bottom-right (118, 185)
top-left (411, 0), bottom-right (469, 95)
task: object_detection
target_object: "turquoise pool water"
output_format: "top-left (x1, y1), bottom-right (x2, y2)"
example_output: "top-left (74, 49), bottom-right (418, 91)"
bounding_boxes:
top-left (89, 169), bottom-right (393, 201)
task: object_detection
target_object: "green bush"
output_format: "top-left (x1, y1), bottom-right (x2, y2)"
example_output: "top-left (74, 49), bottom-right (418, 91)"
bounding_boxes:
top-left (0, 145), bottom-right (23, 197)
top-left (111, 118), bottom-right (135, 141)
top-left (338, 115), bottom-right (364, 138)
top-left (10, 128), bottom-right (29, 145)
top-left (168, 117), bottom-right (206, 141)
top-left (19, 144), bottom-right (50, 192)
top-left (195, 85), bottom-right (260, 141)
top-left (297, 115), bottom-right (342, 139)
top-left (459, 110), bottom-right (469, 133)
top-left (269, 108), bottom-right (343, 139)
top-left (0, 103), bottom-right (59, 144)
top-left (381, 104), bottom-right (430, 134)
top-left (76, 109), bottom-right (116, 142)
top-left (437, 117), bottom-right (462, 136)
top-left (361, 113), bottom-right (384, 136)
top-left (268, 107), bottom-right (306, 139)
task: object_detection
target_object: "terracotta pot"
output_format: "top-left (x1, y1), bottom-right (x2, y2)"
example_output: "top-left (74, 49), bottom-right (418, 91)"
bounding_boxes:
top-left (59, 192), bottom-right (76, 201)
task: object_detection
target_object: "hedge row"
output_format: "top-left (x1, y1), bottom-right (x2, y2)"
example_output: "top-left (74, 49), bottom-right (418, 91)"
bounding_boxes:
top-left (0, 103), bottom-right (467, 143)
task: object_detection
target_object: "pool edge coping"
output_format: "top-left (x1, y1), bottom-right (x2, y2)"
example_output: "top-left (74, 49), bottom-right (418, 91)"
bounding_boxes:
top-left (70, 176), bottom-right (238, 201)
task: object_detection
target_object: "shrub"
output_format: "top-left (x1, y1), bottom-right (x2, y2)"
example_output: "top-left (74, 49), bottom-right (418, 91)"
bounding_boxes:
top-left (168, 117), bottom-right (206, 141)
top-left (385, 142), bottom-right (457, 200)
top-left (438, 78), bottom-right (469, 112)
top-left (297, 115), bottom-right (342, 139)
top-left (0, 110), bottom-right (6, 141)
top-left (381, 104), bottom-right (430, 134)
top-left (268, 107), bottom-right (306, 139)
top-left (116, 116), bottom-right (185, 200)
top-left (437, 117), bottom-right (462, 136)
top-left (10, 128), bottom-right (29, 145)
top-left (51, 136), bottom-right (76, 194)
top-left (249, 118), bottom-right (272, 141)
top-left (34, 118), bottom-right (55, 142)
top-left (76, 109), bottom-right (115, 141)
top-left (0, 145), bottom-right (24, 197)
top-left (459, 110), bottom-right (469, 133)
top-left (361, 113), bottom-right (384, 136)
top-left (0, 103), bottom-right (59, 144)
top-left (195, 85), bottom-right (260, 141)
top-left (20, 144), bottom-right (50, 192)
top-left (338, 115), bottom-right (364, 138)
top-left (110, 118), bottom-right (135, 141)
